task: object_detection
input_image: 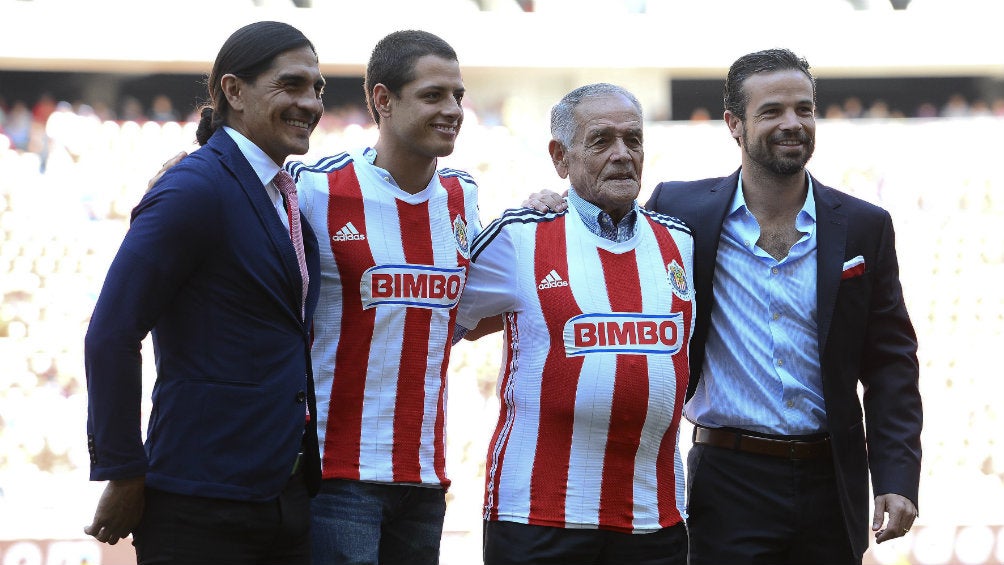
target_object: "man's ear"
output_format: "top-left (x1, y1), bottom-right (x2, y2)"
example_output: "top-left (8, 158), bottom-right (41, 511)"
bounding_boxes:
top-left (372, 84), bottom-right (393, 121)
top-left (724, 110), bottom-right (743, 147)
top-left (221, 74), bottom-right (244, 111)
top-left (549, 139), bottom-right (569, 179)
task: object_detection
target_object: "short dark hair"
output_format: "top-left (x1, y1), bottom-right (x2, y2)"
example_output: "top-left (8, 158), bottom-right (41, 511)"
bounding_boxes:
top-left (364, 30), bottom-right (458, 126)
top-left (196, 21), bottom-right (316, 145)
top-left (550, 83), bottom-right (643, 148)
top-left (723, 48), bottom-right (815, 121)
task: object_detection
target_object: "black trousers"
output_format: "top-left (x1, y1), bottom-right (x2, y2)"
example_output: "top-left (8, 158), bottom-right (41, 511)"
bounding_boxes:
top-left (483, 519), bottom-right (688, 565)
top-left (131, 470), bottom-right (311, 565)
top-left (686, 443), bottom-right (859, 565)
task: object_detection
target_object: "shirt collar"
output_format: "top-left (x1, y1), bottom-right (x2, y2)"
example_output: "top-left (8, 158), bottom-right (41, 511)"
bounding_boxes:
top-left (362, 146), bottom-right (438, 196)
top-left (730, 170), bottom-right (817, 224)
top-left (363, 146), bottom-right (378, 165)
top-left (223, 126), bottom-right (281, 186)
top-left (567, 186), bottom-right (639, 242)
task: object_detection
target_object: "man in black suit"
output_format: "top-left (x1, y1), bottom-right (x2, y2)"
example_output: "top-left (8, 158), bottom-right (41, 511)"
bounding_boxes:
top-left (644, 48), bottom-right (921, 564)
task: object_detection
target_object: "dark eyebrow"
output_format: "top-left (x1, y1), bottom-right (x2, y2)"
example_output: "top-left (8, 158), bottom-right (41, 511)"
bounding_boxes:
top-left (757, 96), bottom-right (813, 112)
top-left (417, 84), bottom-right (465, 95)
top-left (754, 101), bottom-right (782, 113)
top-left (276, 70), bottom-right (324, 88)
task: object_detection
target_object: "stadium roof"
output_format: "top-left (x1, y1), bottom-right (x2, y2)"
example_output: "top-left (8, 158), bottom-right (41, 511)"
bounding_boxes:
top-left (2, 0), bottom-right (1002, 79)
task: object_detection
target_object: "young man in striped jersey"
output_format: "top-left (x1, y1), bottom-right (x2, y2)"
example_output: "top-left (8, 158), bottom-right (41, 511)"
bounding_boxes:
top-left (456, 83), bottom-right (693, 565)
top-left (281, 30), bottom-right (479, 564)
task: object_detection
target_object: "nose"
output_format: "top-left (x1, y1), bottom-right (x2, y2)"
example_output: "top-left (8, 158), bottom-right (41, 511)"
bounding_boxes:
top-left (609, 137), bottom-right (633, 162)
top-left (779, 108), bottom-right (804, 131)
top-left (442, 97), bottom-right (463, 120)
top-left (295, 89), bottom-right (324, 117)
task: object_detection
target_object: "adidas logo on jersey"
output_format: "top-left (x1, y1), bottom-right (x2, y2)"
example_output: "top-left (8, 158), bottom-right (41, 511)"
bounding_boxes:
top-left (538, 269), bottom-right (569, 290)
top-left (332, 222), bottom-right (366, 242)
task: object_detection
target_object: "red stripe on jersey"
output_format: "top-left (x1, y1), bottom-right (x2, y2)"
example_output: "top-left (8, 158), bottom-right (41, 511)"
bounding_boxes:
top-left (646, 216), bottom-right (691, 526)
top-left (484, 311), bottom-right (519, 521)
top-left (528, 216), bottom-right (584, 526)
top-left (324, 163), bottom-right (375, 479)
top-left (597, 249), bottom-right (648, 529)
top-left (392, 198), bottom-right (435, 482)
top-left (441, 175), bottom-right (470, 263)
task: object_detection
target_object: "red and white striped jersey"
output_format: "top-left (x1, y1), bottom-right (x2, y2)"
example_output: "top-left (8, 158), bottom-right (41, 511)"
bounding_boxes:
top-left (287, 148), bottom-right (481, 488)
top-left (456, 202), bottom-right (694, 533)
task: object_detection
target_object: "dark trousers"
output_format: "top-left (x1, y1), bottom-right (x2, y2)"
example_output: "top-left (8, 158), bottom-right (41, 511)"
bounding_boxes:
top-left (131, 471), bottom-right (311, 565)
top-left (686, 443), bottom-right (859, 565)
top-left (483, 520), bottom-right (688, 565)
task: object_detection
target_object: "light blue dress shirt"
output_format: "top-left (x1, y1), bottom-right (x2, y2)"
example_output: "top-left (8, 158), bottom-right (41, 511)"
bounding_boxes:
top-left (685, 172), bottom-right (826, 435)
top-left (567, 187), bottom-right (639, 242)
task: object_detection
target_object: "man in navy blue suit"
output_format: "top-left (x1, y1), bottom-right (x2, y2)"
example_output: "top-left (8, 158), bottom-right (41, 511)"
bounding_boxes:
top-left (83, 21), bottom-right (326, 563)
top-left (645, 49), bottom-right (921, 565)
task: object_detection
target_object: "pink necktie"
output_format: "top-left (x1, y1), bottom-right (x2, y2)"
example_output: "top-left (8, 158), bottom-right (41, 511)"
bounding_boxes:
top-left (274, 170), bottom-right (309, 320)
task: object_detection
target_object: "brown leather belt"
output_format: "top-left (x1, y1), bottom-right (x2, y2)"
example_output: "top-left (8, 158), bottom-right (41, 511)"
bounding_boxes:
top-left (693, 426), bottom-right (831, 460)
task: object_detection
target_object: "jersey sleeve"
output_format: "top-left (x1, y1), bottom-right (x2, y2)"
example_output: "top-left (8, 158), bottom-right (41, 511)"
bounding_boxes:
top-left (456, 224), bottom-right (518, 330)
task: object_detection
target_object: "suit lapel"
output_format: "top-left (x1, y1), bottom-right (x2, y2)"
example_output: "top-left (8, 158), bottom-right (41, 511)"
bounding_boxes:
top-left (693, 171), bottom-right (740, 304)
top-left (681, 170), bottom-right (738, 397)
top-left (812, 176), bottom-right (847, 355)
top-left (211, 131), bottom-right (305, 323)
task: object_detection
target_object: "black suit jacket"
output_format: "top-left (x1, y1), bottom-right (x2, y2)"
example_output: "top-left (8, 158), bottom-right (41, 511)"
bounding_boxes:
top-left (646, 168), bottom-right (921, 556)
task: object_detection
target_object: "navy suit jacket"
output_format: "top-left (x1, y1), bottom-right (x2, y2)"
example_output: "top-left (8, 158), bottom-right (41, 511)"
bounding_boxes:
top-left (646, 168), bottom-right (921, 556)
top-left (85, 129), bottom-right (322, 501)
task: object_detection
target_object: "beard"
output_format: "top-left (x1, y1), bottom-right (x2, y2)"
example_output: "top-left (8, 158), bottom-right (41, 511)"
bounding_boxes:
top-left (743, 130), bottom-right (815, 176)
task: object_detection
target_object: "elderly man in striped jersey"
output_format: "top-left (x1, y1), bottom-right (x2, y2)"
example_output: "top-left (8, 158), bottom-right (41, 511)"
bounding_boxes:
top-left (456, 83), bottom-right (694, 565)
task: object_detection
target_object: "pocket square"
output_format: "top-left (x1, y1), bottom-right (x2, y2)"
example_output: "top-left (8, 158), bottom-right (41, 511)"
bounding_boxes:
top-left (841, 255), bottom-right (865, 280)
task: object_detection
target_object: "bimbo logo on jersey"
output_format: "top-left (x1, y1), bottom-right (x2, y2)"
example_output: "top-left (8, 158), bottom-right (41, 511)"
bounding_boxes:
top-left (563, 312), bottom-right (684, 356)
top-left (360, 264), bottom-right (466, 309)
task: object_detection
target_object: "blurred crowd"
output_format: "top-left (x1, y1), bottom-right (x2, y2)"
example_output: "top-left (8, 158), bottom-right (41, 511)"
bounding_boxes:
top-left (687, 92), bottom-right (1004, 121)
top-left (1, 91), bottom-right (1002, 563)
top-left (6, 90), bottom-right (1004, 162)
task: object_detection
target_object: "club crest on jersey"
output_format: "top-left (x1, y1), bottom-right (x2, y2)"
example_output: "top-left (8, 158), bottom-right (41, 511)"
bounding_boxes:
top-left (563, 312), bottom-right (684, 356)
top-left (360, 264), bottom-right (466, 310)
top-left (453, 215), bottom-right (470, 259)
top-left (667, 260), bottom-right (692, 300)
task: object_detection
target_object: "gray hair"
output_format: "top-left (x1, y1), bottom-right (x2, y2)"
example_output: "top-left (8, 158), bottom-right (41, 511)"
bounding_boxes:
top-left (550, 83), bottom-right (643, 148)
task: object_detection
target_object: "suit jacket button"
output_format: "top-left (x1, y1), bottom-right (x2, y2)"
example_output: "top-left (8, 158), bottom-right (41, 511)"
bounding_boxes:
top-left (296, 390), bottom-right (306, 403)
